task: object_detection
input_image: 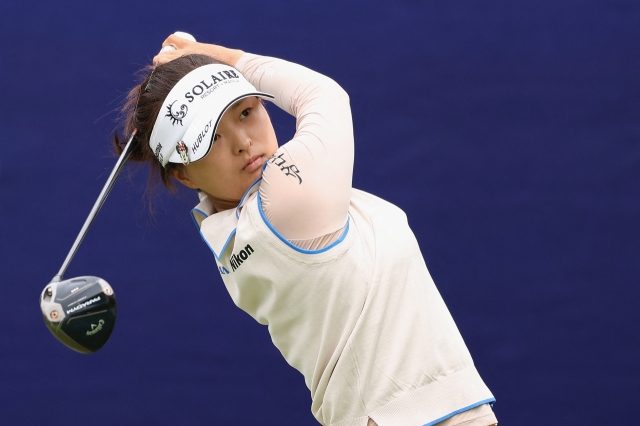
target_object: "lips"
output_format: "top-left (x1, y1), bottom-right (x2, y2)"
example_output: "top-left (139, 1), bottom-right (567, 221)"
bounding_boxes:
top-left (243, 155), bottom-right (264, 172)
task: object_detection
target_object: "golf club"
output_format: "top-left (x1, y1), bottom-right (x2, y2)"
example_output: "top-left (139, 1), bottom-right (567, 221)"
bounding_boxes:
top-left (39, 131), bottom-right (135, 354)
top-left (40, 31), bottom-right (196, 354)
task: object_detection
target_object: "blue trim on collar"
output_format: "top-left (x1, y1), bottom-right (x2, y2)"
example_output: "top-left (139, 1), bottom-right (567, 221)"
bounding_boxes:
top-left (191, 205), bottom-right (237, 262)
top-left (236, 177), bottom-right (263, 219)
top-left (422, 398), bottom-right (496, 426)
top-left (196, 227), bottom-right (237, 262)
top-left (257, 192), bottom-right (350, 254)
top-left (190, 208), bottom-right (209, 229)
top-left (190, 177), bottom-right (262, 260)
top-left (213, 228), bottom-right (236, 261)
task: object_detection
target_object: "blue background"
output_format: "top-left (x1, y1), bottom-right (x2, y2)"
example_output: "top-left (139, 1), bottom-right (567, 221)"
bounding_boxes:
top-left (1, 0), bottom-right (639, 424)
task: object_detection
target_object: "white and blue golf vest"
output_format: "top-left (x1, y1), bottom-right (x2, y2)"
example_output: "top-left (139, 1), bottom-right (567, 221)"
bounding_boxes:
top-left (191, 179), bottom-right (494, 426)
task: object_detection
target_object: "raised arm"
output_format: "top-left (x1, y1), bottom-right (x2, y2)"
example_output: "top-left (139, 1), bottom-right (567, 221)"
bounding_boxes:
top-left (238, 54), bottom-right (353, 241)
top-left (155, 37), bottom-right (354, 242)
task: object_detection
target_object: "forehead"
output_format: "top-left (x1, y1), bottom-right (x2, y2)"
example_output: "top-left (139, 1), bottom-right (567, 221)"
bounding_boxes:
top-left (229, 96), bottom-right (259, 111)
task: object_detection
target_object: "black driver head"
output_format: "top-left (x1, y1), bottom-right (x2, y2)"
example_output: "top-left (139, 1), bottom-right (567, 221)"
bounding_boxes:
top-left (40, 276), bottom-right (117, 354)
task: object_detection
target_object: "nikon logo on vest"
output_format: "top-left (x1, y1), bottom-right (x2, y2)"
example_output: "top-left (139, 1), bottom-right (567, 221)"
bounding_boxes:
top-left (230, 244), bottom-right (255, 271)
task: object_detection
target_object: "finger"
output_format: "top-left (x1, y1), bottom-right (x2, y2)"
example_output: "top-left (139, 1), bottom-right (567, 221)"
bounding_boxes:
top-left (152, 50), bottom-right (181, 66)
top-left (162, 33), bottom-right (193, 49)
top-left (173, 31), bottom-right (196, 42)
top-left (161, 35), bottom-right (176, 49)
top-left (160, 45), bottom-right (177, 53)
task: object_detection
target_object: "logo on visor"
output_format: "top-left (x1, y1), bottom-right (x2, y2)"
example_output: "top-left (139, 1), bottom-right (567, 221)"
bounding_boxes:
top-left (154, 142), bottom-right (163, 164)
top-left (166, 101), bottom-right (188, 126)
top-left (176, 141), bottom-right (190, 165)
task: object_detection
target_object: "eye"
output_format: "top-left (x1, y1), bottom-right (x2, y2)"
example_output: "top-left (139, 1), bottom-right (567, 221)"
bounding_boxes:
top-left (213, 134), bottom-right (220, 142)
top-left (240, 108), bottom-right (251, 119)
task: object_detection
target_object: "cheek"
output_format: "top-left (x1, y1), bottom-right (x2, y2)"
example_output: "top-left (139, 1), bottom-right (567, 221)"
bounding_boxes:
top-left (201, 150), bottom-right (224, 179)
top-left (201, 146), bottom-right (237, 188)
top-left (258, 115), bottom-right (278, 151)
top-left (189, 150), bottom-right (222, 185)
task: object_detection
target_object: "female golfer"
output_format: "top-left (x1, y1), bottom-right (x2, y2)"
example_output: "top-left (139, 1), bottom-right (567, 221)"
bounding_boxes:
top-left (114, 34), bottom-right (497, 426)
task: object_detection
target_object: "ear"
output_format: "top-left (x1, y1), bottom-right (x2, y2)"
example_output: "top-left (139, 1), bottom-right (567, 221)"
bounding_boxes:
top-left (169, 166), bottom-right (199, 189)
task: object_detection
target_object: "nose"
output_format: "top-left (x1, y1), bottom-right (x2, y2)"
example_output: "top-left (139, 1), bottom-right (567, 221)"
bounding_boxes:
top-left (230, 129), bottom-right (251, 154)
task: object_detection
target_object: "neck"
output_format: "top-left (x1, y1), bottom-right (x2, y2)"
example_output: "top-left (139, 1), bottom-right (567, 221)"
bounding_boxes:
top-left (203, 191), bottom-right (241, 213)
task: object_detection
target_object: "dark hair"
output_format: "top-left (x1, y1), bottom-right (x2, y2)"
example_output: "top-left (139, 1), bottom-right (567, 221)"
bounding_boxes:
top-left (112, 54), bottom-right (225, 191)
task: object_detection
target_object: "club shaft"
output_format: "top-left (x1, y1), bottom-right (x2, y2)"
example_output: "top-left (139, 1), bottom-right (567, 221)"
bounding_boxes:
top-left (52, 131), bottom-right (137, 282)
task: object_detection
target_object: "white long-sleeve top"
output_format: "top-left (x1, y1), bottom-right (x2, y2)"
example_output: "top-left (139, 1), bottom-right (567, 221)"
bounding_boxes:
top-left (248, 52), bottom-right (353, 248)
top-left (191, 53), bottom-right (494, 426)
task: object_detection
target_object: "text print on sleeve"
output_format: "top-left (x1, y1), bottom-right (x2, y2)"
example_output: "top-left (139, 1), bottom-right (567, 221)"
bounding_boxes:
top-left (269, 153), bottom-right (302, 184)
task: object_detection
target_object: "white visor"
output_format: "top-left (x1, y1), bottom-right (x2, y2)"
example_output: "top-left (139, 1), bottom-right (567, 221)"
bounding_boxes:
top-left (148, 63), bottom-right (274, 167)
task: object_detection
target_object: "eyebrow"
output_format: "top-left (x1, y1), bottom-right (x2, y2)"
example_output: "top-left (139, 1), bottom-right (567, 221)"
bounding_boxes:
top-left (229, 98), bottom-right (248, 111)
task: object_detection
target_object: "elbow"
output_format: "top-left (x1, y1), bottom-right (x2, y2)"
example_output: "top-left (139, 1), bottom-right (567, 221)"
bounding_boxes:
top-left (324, 77), bottom-right (350, 104)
